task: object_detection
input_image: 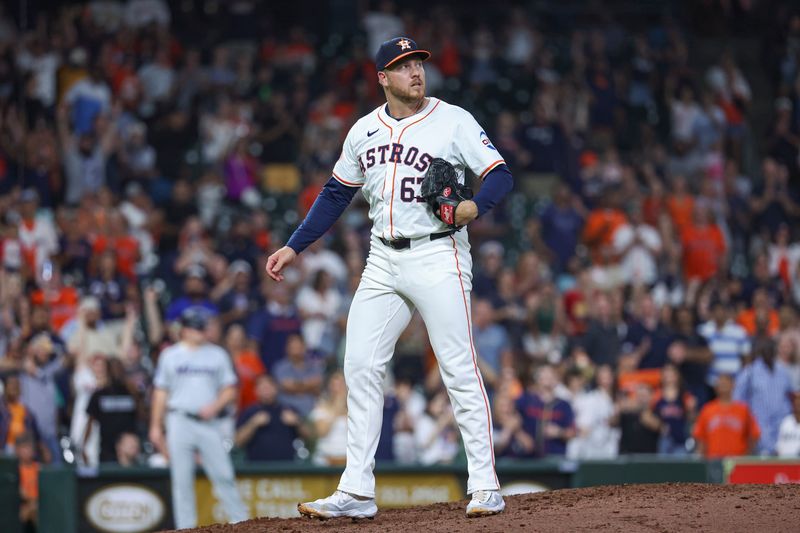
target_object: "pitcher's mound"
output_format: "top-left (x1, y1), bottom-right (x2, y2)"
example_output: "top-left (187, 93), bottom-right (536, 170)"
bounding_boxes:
top-left (175, 483), bottom-right (800, 532)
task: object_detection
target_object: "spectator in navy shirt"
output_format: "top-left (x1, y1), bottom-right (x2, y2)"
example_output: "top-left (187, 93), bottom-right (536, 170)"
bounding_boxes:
top-left (740, 253), bottom-right (783, 309)
top-left (516, 365), bottom-right (575, 457)
top-left (472, 299), bottom-right (512, 392)
top-left (246, 283), bottom-right (302, 371)
top-left (521, 101), bottom-right (567, 174)
top-left (235, 375), bottom-right (304, 461)
top-left (472, 241), bottom-right (505, 300)
top-left (216, 260), bottom-right (259, 329)
top-left (622, 294), bottom-right (675, 369)
top-left (540, 184), bottom-right (585, 273)
top-left (218, 217), bottom-right (261, 269)
top-left (586, 57), bottom-right (617, 130)
top-left (57, 219), bottom-right (93, 282)
top-left (272, 334), bottom-right (324, 418)
top-left (642, 364), bottom-right (696, 455)
top-left (750, 158), bottom-right (800, 237)
top-left (164, 265), bottom-right (218, 323)
top-left (669, 306), bottom-right (713, 407)
top-left (493, 392), bottom-right (534, 458)
top-left (375, 393), bottom-right (400, 462)
top-left (87, 250), bottom-right (128, 321)
top-left (582, 293), bottom-right (623, 367)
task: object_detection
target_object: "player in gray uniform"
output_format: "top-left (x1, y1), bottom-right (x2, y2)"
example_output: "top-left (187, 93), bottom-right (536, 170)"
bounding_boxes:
top-left (149, 307), bottom-right (248, 528)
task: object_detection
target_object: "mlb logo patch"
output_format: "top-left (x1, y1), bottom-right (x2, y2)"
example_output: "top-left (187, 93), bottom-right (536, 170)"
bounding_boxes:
top-left (443, 187), bottom-right (451, 197)
top-left (480, 131), bottom-right (497, 151)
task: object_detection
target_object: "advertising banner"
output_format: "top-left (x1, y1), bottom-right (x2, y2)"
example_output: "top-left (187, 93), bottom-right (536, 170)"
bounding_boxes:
top-left (195, 472), bottom-right (463, 524)
top-left (725, 459), bottom-right (800, 484)
top-left (77, 477), bottom-right (174, 533)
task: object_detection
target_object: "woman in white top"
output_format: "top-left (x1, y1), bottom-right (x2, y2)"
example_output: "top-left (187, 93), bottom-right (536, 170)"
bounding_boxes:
top-left (296, 270), bottom-right (341, 355)
top-left (414, 390), bottom-right (460, 465)
top-left (777, 393), bottom-right (800, 457)
top-left (768, 224), bottom-right (800, 299)
top-left (310, 371), bottom-right (348, 465)
top-left (567, 364), bottom-right (620, 460)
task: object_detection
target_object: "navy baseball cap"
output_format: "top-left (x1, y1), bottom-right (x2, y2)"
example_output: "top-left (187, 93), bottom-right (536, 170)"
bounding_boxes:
top-left (180, 306), bottom-right (210, 330)
top-left (375, 37), bottom-right (431, 71)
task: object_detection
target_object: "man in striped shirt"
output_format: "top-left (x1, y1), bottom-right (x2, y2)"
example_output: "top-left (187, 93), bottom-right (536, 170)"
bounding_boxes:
top-left (734, 339), bottom-right (795, 455)
top-left (698, 299), bottom-right (750, 386)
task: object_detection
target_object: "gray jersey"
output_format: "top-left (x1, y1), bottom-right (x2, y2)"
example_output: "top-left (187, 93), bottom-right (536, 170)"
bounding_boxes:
top-left (154, 342), bottom-right (237, 413)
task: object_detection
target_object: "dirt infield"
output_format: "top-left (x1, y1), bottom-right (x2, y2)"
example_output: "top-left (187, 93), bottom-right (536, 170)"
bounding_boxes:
top-left (174, 483), bottom-right (800, 532)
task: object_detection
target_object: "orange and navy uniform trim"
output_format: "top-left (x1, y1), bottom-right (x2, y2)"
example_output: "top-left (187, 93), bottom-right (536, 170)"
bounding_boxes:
top-left (479, 160), bottom-right (505, 180)
top-left (383, 49), bottom-right (431, 70)
top-left (332, 171), bottom-right (363, 187)
top-left (376, 113), bottom-right (394, 240)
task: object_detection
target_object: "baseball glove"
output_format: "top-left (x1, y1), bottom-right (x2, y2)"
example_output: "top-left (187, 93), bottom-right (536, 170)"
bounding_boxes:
top-left (420, 158), bottom-right (473, 228)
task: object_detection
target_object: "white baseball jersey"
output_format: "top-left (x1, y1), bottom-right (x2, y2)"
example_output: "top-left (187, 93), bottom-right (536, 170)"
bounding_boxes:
top-left (332, 97), bottom-right (505, 240)
top-left (153, 342), bottom-right (238, 413)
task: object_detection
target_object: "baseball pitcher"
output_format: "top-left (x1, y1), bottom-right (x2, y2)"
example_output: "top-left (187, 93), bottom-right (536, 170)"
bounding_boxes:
top-left (267, 36), bottom-right (514, 519)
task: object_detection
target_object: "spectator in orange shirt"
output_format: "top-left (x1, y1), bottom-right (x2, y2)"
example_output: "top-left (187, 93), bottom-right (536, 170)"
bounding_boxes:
top-left (641, 166), bottom-right (667, 227)
top-left (225, 324), bottom-right (266, 411)
top-left (91, 211), bottom-right (140, 280)
top-left (736, 288), bottom-right (780, 337)
top-left (16, 432), bottom-right (40, 530)
top-left (0, 375), bottom-right (50, 462)
top-left (250, 211), bottom-right (271, 253)
top-left (666, 175), bottom-right (695, 232)
top-left (581, 188), bottom-right (628, 265)
top-left (336, 42), bottom-right (381, 102)
top-left (680, 203), bottom-right (727, 282)
top-left (692, 373), bottom-right (760, 457)
top-left (29, 263), bottom-right (79, 331)
top-left (298, 170), bottom-right (327, 217)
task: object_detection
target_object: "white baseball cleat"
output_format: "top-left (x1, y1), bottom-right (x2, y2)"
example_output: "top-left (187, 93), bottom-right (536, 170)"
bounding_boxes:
top-left (297, 490), bottom-right (378, 520)
top-left (466, 490), bottom-right (506, 518)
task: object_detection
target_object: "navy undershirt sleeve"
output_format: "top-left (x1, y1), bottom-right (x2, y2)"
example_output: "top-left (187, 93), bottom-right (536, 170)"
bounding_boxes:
top-left (286, 177), bottom-right (359, 254)
top-left (473, 164), bottom-right (514, 218)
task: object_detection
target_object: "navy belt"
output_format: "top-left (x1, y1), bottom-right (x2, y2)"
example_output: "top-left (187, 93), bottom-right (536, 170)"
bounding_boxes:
top-left (379, 230), bottom-right (456, 250)
top-left (168, 409), bottom-right (223, 421)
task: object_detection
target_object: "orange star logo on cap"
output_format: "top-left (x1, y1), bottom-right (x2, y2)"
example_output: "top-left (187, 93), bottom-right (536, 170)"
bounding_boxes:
top-left (397, 38), bottom-right (411, 50)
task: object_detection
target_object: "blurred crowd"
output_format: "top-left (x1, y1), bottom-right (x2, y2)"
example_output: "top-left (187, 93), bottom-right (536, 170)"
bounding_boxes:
top-left (2, 5), bottom-right (800, 526)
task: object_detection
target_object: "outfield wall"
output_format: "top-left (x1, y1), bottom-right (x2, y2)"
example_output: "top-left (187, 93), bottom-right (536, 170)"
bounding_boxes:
top-left (1, 456), bottom-right (797, 532)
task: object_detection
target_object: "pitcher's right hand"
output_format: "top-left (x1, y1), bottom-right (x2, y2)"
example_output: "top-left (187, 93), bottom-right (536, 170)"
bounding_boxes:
top-left (266, 246), bottom-right (297, 282)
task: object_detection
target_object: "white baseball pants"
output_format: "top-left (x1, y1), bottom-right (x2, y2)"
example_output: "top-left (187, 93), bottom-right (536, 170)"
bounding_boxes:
top-left (337, 231), bottom-right (500, 497)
